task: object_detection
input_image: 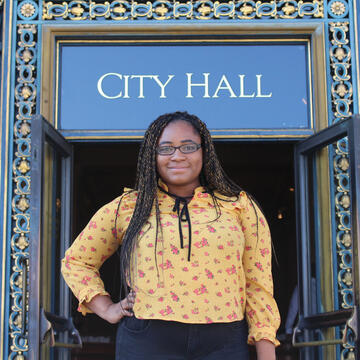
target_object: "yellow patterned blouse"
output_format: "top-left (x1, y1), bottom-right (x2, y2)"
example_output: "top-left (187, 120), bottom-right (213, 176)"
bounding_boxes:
top-left (61, 184), bottom-right (280, 345)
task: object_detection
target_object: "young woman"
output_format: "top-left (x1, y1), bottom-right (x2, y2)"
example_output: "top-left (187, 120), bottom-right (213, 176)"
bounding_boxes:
top-left (62, 111), bottom-right (280, 359)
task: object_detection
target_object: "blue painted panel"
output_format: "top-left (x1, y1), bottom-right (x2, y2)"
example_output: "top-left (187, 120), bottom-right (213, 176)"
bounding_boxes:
top-left (58, 41), bottom-right (311, 131)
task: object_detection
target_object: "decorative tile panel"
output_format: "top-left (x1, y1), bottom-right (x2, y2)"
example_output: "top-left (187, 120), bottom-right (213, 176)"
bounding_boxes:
top-left (41, 0), bottom-right (324, 21)
top-left (9, 23), bottom-right (38, 359)
top-left (327, 20), bottom-right (356, 359)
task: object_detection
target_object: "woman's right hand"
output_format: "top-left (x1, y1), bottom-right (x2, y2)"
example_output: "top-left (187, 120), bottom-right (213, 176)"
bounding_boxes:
top-left (84, 291), bottom-right (136, 324)
top-left (103, 291), bottom-right (136, 324)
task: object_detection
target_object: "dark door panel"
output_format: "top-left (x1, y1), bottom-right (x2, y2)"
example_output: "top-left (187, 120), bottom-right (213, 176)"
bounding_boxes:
top-left (29, 115), bottom-right (75, 359)
top-left (294, 115), bottom-right (360, 359)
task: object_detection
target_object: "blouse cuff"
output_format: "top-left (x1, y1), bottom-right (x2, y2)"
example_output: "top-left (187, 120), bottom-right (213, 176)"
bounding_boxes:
top-left (77, 288), bottom-right (110, 316)
top-left (248, 330), bottom-right (280, 346)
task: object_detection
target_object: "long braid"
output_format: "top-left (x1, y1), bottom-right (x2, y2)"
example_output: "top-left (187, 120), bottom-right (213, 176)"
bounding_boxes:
top-left (117, 111), bottom-right (261, 299)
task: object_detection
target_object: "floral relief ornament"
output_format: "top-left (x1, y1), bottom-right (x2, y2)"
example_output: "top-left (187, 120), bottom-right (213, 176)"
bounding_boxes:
top-left (330, 1), bottom-right (346, 16)
top-left (334, 47), bottom-right (346, 61)
top-left (342, 232), bottom-right (351, 247)
top-left (16, 234), bottom-right (29, 250)
top-left (282, 2), bottom-right (296, 16)
top-left (70, 3), bottom-right (85, 17)
top-left (21, 49), bottom-right (33, 63)
top-left (113, 4), bottom-right (126, 14)
top-left (20, 2), bottom-right (36, 17)
top-left (240, 4), bottom-right (254, 16)
top-left (198, 3), bottom-right (212, 16)
top-left (155, 3), bottom-right (169, 16)
top-left (18, 160), bottom-right (30, 174)
top-left (336, 83), bottom-right (348, 97)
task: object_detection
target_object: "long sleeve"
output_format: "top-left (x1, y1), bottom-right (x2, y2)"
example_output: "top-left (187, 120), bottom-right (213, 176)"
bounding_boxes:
top-left (239, 192), bottom-right (280, 345)
top-left (61, 196), bottom-right (124, 315)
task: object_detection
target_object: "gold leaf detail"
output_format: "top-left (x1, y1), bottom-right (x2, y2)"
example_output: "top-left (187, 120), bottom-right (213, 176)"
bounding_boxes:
top-left (13, 314), bottom-right (22, 328)
top-left (198, 4), bottom-right (211, 16)
top-left (18, 160), bottom-right (30, 174)
top-left (18, 23), bottom-right (37, 34)
top-left (71, 4), bottom-right (85, 17)
top-left (14, 355), bottom-right (25, 360)
top-left (22, 49), bottom-right (33, 63)
top-left (336, 83), bottom-right (347, 97)
top-left (343, 271), bottom-right (352, 286)
top-left (330, 1), bottom-right (346, 16)
top-left (113, 5), bottom-right (126, 14)
top-left (20, 122), bottom-right (31, 136)
top-left (14, 274), bottom-right (23, 287)
top-left (342, 233), bottom-right (351, 247)
top-left (21, 86), bottom-right (32, 99)
top-left (17, 197), bottom-right (29, 212)
top-left (240, 4), bottom-right (253, 15)
top-left (155, 4), bottom-right (168, 16)
top-left (338, 157), bottom-right (349, 171)
top-left (340, 194), bottom-right (350, 208)
top-left (334, 47), bottom-right (346, 61)
top-left (20, 3), bottom-right (36, 18)
top-left (283, 3), bottom-right (296, 15)
top-left (16, 235), bottom-right (28, 250)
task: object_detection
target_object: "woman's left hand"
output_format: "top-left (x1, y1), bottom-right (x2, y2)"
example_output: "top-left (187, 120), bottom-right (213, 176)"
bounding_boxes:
top-left (255, 339), bottom-right (276, 360)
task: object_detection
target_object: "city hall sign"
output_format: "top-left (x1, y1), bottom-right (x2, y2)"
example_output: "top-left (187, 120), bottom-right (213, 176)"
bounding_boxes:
top-left (97, 73), bottom-right (272, 99)
top-left (57, 40), bottom-right (312, 133)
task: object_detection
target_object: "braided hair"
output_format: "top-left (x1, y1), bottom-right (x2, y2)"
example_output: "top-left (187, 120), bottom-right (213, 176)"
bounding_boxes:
top-left (116, 111), bottom-right (252, 297)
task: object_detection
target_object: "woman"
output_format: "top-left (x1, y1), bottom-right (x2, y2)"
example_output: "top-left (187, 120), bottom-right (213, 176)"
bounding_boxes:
top-left (62, 111), bottom-right (280, 359)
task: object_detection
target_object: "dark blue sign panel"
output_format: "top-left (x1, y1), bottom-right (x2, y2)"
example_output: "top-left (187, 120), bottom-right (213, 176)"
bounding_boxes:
top-left (58, 41), bottom-right (311, 133)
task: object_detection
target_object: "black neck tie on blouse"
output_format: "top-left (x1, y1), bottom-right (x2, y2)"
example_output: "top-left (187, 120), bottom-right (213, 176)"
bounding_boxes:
top-left (158, 187), bottom-right (192, 261)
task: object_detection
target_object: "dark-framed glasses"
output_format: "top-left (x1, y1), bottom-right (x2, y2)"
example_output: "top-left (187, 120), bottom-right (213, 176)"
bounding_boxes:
top-left (156, 142), bottom-right (201, 156)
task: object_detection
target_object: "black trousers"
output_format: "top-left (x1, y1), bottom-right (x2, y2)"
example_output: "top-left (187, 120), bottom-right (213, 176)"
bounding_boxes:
top-left (116, 317), bottom-right (249, 360)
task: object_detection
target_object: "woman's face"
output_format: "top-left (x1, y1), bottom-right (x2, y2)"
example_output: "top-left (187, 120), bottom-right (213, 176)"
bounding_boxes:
top-left (156, 121), bottom-right (203, 194)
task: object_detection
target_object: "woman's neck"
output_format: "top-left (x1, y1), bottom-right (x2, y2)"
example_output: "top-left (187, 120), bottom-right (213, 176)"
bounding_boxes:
top-left (165, 183), bottom-right (199, 198)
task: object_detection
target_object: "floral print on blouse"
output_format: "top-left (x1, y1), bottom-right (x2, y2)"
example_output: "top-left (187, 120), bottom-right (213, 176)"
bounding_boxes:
top-left (61, 184), bottom-right (280, 345)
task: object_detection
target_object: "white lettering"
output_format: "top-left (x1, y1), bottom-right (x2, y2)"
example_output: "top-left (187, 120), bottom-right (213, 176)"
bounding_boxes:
top-left (152, 75), bottom-right (175, 98)
top-left (130, 75), bottom-right (153, 98)
top-left (97, 73), bottom-right (272, 100)
top-left (186, 73), bottom-right (210, 98)
top-left (123, 75), bottom-right (130, 98)
top-left (238, 75), bottom-right (255, 98)
top-left (212, 75), bottom-right (237, 98)
top-left (256, 74), bottom-right (272, 98)
top-left (97, 73), bottom-right (123, 99)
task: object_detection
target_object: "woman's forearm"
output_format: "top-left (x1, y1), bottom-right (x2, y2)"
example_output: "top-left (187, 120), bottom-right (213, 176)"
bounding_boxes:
top-left (84, 294), bottom-right (114, 318)
top-left (255, 339), bottom-right (276, 360)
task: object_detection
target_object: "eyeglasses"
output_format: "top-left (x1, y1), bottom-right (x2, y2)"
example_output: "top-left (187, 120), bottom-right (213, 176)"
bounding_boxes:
top-left (156, 142), bottom-right (201, 156)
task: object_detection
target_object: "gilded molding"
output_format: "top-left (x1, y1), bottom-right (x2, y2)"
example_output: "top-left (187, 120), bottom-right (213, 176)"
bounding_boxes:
top-left (327, 0), bottom-right (349, 18)
top-left (17, 0), bottom-right (39, 20)
top-left (327, 20), bottom-right (356, 359)
top-left (330, 22), bottom-right (353, 122)
top-left (9, 23), bottom-right (37, 357)
top-left (41, 0), bottom-right (324, 21)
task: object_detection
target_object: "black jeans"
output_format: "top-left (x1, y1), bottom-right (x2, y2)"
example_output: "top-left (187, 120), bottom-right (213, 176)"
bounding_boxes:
top-left (116, 317), bottom-right (249, 360)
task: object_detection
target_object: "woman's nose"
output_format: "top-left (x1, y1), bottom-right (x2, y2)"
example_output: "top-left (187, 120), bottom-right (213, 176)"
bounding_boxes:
top-left (170, 148), bottom-right (186, 159)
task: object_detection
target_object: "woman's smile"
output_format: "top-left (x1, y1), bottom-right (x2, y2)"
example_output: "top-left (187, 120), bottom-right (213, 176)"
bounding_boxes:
top-left (168, 166), bottom-right (189, 170)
